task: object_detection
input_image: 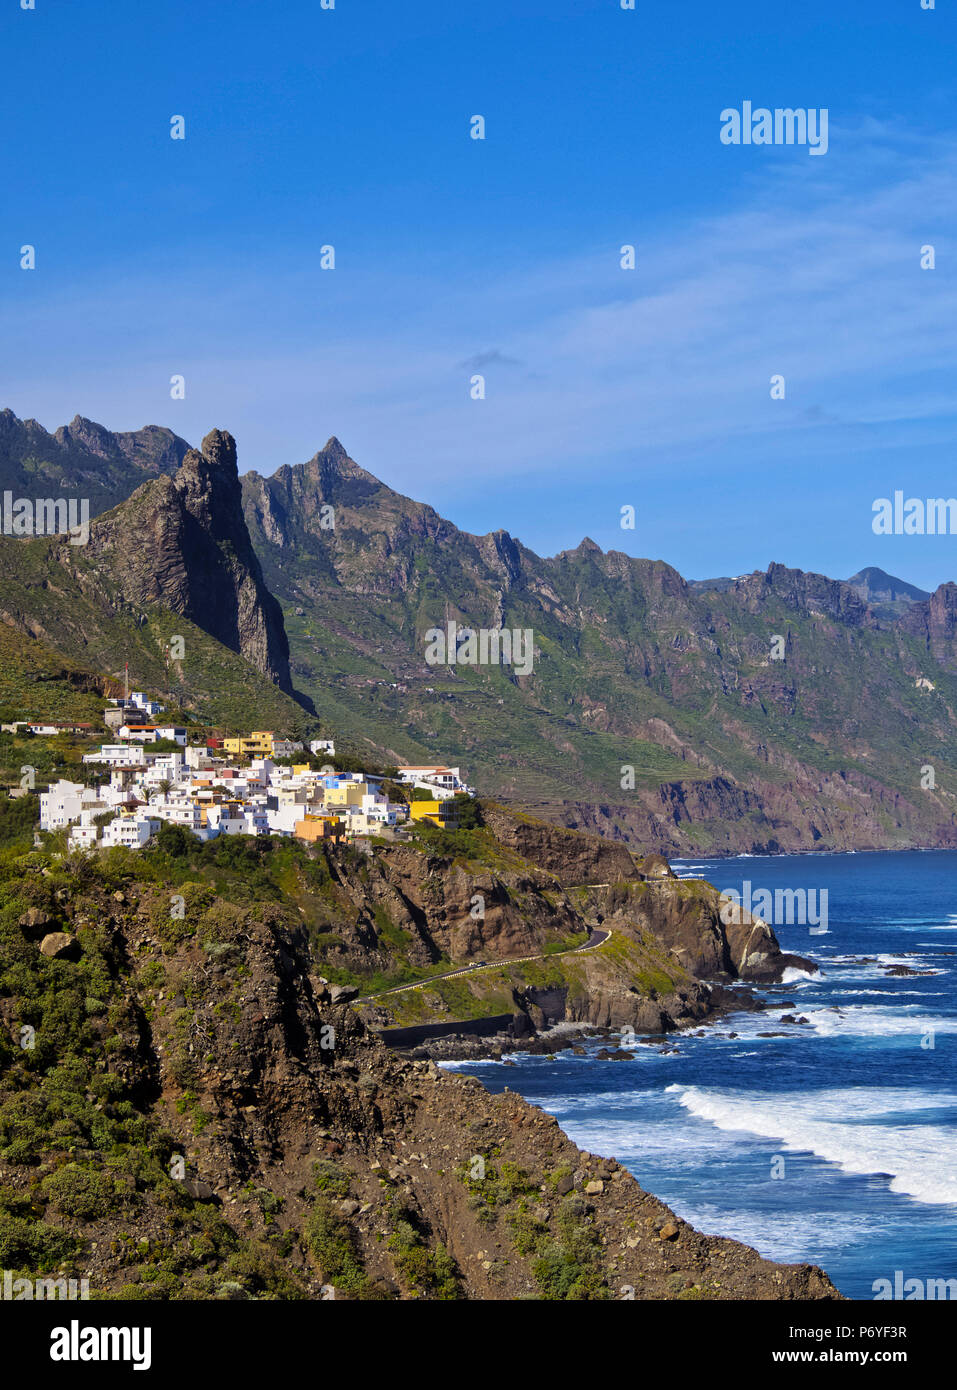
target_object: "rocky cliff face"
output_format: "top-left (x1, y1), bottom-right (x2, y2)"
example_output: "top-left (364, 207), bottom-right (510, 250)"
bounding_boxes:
top-left (532, 760), bottom-right (957, 857)
top-left (479, 802), bottom-right (644, 885)
top-left (88, 429), bottom-right (292, 693)
top-left (314, 808), bottom-right (815, 1040)
top-left (0, 844), bottom-right (839, 1300)
top-left (729, 561), bottom-right (879, 629)
top-left (899, 582), bottom-right (957, 672)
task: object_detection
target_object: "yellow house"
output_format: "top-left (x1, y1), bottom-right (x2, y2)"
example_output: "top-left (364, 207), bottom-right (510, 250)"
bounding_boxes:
top-left (323, 780), bottom-right (370, 808)
top-left (222, 731), bottom-right (275, 759)
top-left (409, 799), bottom-right (461, 828)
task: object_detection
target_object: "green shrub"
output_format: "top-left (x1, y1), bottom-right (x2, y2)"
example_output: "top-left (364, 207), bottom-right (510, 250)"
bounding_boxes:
top-left (304, 1197), bottom-right (371, 1296)
top-left (0, 1212), bottom-right (84, 1272)
top-left (41, 1163), bottom-right (129, 1221)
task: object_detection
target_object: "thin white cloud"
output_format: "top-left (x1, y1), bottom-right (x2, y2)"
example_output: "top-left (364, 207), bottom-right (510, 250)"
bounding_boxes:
top-left (3, 119), bottom-right (957, 502)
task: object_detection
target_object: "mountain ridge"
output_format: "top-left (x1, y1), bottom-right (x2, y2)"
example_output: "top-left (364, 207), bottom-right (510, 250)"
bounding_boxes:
top-left (235, 436), bottom-right (957, 854)
top-left (3, 410), bottom-right (957, 854)
top-left (0, 408), bottom-right (189, 516)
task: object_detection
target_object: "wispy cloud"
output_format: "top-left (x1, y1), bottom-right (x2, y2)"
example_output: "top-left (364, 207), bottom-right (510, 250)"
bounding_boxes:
top-left (4, 119), bottom-right (957, 513)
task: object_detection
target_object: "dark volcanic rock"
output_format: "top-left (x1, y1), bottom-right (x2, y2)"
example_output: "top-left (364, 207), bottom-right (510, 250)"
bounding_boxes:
top-left (88, 429), bottom-right (292, 692)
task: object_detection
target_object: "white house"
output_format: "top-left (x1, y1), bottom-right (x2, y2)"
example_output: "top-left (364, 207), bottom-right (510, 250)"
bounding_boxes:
top-left (68, 822), bottom-right (100, 850)
top-left (205, 804), bottom-right (248, 835)
top-left (84, 745), bottom-right (147, 767)
top-left (310, 738), bottom-right (336, 757)
top-left (266, 800), bottom-right (325, 836)
top-left (39, 780), bottom-right (109, 831)
top-left (130, 692), bottom-right (165, 717)
top-left (40, 780), bottom-right (84, 831)
top-left (242, 807), bottom-right (270, 836)
top-left (155, 726), bottom-right (188, 747)
top-left (271, 738), bottom-right (304, 759)
top-left (149, 800), bottom-right (205, 833)
top-left (100, 814), bottom-right (161, 848)
top-left (395, 765), bottom-right (472, 798)
top-left (140, 753), bottom-right (188, 788)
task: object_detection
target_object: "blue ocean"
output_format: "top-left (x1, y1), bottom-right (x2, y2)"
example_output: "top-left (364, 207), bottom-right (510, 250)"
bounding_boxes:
top-left (444, 851), bottom-right (957, 1299)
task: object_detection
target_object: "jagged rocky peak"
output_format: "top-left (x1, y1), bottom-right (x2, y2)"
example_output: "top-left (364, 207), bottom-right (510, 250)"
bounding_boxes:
top-left (200, 427), bottom-right (238, 472)
top-left (241, 433), bottom-right (450, 560)
top-left (53, 412), bottom-right (190, 469)
top-left (732, 562), bottom-right (877, 627)
top-left (54, 414), bottom-right (114, 454)
top-left (480, 528), bottom-right (524, 583)
top-left (88, 427), bottom-right (293, 693)
top-left (178, 427), bottom-right (239, 483)
top-left (308, 435), bottom-right (392, 497)
top-left (556, 535), bottom-right (603, 562)
top-left (321, 434), bottom-right (348, 461)
top-left (174, 429), bottom-right (244, 529)
top-left (0, 408), bottom-right (50, 442)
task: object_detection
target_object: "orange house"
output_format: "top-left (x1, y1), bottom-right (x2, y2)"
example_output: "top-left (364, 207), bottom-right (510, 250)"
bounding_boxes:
top-left (294, 814), bottom-right (343, 843)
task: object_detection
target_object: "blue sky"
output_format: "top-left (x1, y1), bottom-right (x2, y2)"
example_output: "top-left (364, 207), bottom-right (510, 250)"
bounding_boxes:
top-left (3, 0), bottom-right (957, 588)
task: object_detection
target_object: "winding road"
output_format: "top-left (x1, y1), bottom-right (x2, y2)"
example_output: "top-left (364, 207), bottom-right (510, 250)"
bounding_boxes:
top-left (353, 926), bottom-right (611, 1004)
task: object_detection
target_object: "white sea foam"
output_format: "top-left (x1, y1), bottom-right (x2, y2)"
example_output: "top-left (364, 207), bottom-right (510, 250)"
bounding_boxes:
top-left (801, 1004), bottom-right (957, 1038)
top-left (817, 953), bottom-right (942, 983)
top-left (659, 1198), bottom-right (881, 1262)
top-left (667, 1084), bottom-right (957, 1205)
top-left (780, 965), bottom-right (820, 983)
top-left (887, 917), bottom-right (957, 928)
top-left (843, 989), bottom-right (946, 997)
top-left (437, 1058), bottom-right (500, 1070)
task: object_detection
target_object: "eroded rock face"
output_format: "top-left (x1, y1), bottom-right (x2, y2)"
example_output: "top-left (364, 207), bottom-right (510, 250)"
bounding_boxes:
top-left (899, 582), bottom-right (957, 672)
top-left (732, 562), bottom-right (878, 629)
top-left (87, 429), bottom-right (292, 692)
top-left (480, 803), bottom-right (642, 885)
top-left (321, 840), bottom-right (588, 973)
top-left (14, 876), bottom-right (837, 1301)
top-left (532, 761), bottom-right (957, 857)
top-left (597, 878), bottom-right (816, 986)
top-left (332, 810), bottom-right (811, 1038)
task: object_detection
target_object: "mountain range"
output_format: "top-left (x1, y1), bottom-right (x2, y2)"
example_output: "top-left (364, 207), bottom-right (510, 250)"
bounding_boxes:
top-left (0, 420), bottom-right (301, 733)
top-left (4, 409), bottom-right (957, 855)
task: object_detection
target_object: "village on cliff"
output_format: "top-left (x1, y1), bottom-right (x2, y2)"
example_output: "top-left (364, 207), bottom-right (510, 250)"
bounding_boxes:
top-left (3, 689), bottom-right (473, 852)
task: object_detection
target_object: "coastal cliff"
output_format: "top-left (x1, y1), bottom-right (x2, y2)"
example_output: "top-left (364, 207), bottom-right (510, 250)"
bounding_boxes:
top-left (314, 805), bottom-right (816, 1040)
top-left (0, 824), bottom-right (838, 1301)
